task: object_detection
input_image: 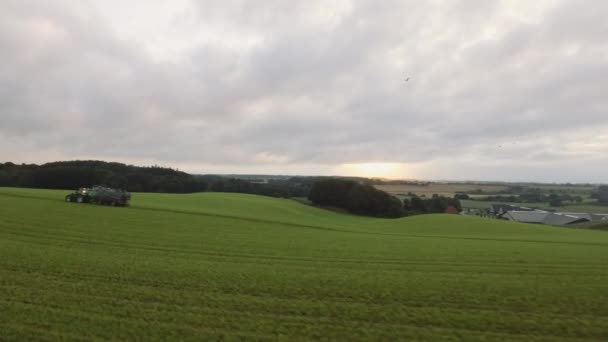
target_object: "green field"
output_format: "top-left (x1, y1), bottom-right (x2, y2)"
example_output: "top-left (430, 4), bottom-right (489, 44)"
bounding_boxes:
top-left (1, 187), bottom-right (608, 341)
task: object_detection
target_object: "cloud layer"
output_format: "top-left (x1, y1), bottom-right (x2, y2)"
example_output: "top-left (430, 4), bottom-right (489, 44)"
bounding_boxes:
top-left (1, 0), bottom-right (607, 182)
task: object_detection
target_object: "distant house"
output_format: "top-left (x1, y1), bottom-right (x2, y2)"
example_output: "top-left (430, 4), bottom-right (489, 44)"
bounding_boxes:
top-left (445, 205), bottom-right (459, 214)
top-left (503, 211), bottom-right (590, 226)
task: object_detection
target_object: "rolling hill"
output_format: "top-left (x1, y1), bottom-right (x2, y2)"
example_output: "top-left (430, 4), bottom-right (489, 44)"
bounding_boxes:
top-left (1, 187), bottom-right (607, 340)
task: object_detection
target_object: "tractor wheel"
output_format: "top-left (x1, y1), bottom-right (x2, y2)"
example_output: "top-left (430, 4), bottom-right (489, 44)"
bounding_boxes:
top-left (76, 195), bottom-right (84, 203)
top-left (65, 195), bottom-right (72, 202)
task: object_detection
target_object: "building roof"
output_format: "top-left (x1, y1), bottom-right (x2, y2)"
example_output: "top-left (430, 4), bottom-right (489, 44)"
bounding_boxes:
top-left (543, 213), bottom-right (588, 225)
top-left (560, 213), bottom-right (593, 221)
top-left (504, 210), bottom-right (549, 224)
top-left (504, 210), bottom-right (590, 225)
top-left (490, 204), bottom-right (535, 216)
top-left (553, 213), bottom-right (608, 222)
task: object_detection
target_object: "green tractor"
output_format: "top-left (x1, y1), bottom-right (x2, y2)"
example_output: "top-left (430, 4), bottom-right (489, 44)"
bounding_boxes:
top-left (65, 186), bottom-right (131, 206)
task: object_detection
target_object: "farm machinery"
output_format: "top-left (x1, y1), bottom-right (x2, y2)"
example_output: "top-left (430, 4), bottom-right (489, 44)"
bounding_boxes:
top-left (65, 186), bottom-right (131, 206)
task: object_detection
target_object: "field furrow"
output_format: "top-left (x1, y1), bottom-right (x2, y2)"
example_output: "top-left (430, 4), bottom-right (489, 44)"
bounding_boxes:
top-left (1, 188), bottom-right (607, 340)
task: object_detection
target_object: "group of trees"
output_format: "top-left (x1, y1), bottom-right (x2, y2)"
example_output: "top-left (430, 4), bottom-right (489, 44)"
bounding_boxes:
top-left (403, 195), bottom-right (462, 215)
top-left (201, 175), bottom-right (314, 198)
top-left (454, 193), bottom-right (470, 200)
top-left (0, 161), bottom-right (208, 193)
top-left (0, 161), bottom-right (314, 197)
top-left (1, 160), bottom-right (470, 219)
top-left (591, 186), bottom-right (608, 204)
top-left (308, 178), bottom-right (404, 218)
top-left (465, 189), bottom-right (584, 207)
top-left (308, 178), bottom-right (463, 218)
top-left (545, 193), bottom-right (584, 207)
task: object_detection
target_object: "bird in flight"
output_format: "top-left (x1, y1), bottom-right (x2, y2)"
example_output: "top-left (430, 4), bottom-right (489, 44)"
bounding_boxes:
top-left (405, 77), bottom-right (410, 82)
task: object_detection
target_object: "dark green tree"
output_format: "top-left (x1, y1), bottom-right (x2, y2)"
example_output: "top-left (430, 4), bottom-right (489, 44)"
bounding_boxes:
top-left (309, 178), bottom-right (403, 218)
top-left (592, 186), bottom-right (608, 204)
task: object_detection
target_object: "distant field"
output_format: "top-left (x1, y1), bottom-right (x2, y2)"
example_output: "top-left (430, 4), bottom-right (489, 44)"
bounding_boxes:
top-left (1, 187), bottom-right (608, 340)
top-left (376, 182), bottom-right (608, 214)
top-left (534, 184), bottom-right (596, 193)
top-left (375, 183), bottom-right (509, 197)
top-left (377, 182), bottom-right (597, 198)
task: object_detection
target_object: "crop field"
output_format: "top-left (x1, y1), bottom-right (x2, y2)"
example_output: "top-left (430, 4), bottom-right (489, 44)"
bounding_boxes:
top-left (376, 183), bottom-right (596, 198)
top-left (1, 187), bottom-right (608, 341)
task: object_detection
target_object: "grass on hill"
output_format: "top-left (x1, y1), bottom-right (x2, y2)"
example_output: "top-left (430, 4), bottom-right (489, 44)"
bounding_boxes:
top-left (1, 187), bottom-right (608, 341)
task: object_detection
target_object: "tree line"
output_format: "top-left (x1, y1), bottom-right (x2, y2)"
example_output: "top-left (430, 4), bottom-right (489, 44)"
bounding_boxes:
top-left (591, 186), bottom-right (608, 205)
top-left (0, 161), bottom-right (207, 193)
top-left (308, 178), bottom-right (461, 218)
top-left (403, 194), bottom-right (462, 215)
top-left (0, 161), bottom-right (316, 197)
top-left (308, 178), bottom-right (404, 218)
top-left (199, 175), bottom-right (314, 198)
top-left (461, 187), bottom-right (608, 207)
top-left (1, 160), bottom-right (464, 218)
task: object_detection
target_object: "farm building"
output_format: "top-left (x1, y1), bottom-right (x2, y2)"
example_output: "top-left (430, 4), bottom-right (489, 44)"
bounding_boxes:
top-left (445, 205), bottom-right (460, 214)
top-left (503, 210), bottom-right (590, 225)
top-left (560, 213), bottom-right (608, 222)
top-left (489, 204), bottom-right (535, 218)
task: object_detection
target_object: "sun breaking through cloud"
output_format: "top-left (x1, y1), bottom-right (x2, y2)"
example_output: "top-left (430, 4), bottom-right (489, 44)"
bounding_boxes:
top-left (1, 0), bottom-right (607, 182)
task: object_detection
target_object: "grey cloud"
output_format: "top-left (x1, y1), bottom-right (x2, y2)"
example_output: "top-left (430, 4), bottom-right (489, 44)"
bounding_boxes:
top-left (0, 0), bottom-right (607, 182)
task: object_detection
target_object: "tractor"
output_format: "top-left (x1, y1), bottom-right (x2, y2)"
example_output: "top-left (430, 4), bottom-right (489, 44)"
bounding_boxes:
top-left (65, 186), bottom-right (131, 206)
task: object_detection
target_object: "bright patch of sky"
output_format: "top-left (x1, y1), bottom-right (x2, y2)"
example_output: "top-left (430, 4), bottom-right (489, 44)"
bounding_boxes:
top-left (1, 0), bottom-right (607, 182)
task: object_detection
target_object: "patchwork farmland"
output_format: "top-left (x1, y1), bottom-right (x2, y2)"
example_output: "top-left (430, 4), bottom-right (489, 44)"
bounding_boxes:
top-left (1, 187), bottom-right (607, 341)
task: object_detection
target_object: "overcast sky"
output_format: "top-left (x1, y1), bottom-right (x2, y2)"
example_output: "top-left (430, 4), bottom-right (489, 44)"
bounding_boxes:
top-left (1, 0), bottom-right (607, 182)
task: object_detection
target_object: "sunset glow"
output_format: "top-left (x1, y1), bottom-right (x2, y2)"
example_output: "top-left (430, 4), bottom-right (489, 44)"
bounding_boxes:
top-left (339, 163), bottom-right (408, 179)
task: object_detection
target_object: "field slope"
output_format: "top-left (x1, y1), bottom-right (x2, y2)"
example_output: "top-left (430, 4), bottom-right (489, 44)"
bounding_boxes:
top-left (1, 187), bottom-right (607, 341)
